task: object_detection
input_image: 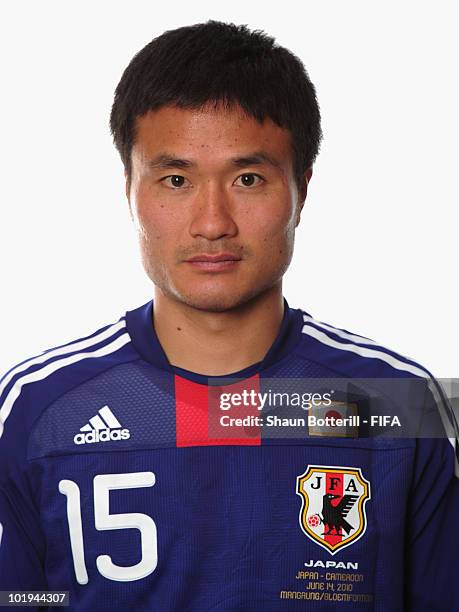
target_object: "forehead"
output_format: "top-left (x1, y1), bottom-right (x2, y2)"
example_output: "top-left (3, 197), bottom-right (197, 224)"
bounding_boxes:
top-left (132, 103), bottom-right (294, 169)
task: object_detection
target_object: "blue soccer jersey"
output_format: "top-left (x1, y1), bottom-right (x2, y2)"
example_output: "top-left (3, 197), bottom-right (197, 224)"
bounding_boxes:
top-left (0, 298), bottom-right (458, 611)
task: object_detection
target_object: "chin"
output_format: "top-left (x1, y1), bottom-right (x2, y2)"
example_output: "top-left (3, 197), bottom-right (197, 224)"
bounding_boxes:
top-left (151, 265), bottom-right (286, 313)
top-left (170, 279), bottom-right (281, 313)
top-left (175, 293), bottom-right (248, 313)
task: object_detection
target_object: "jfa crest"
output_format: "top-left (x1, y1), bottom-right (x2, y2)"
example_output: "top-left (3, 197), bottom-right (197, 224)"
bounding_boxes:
top-left (296, 465), bottom-right (371, 555)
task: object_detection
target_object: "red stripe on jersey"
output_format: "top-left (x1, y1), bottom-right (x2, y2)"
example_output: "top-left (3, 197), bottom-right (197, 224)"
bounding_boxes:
top-left (175, 374), bottom-right (262, 447)
top-left (325, 471), bottom-right (344, 547)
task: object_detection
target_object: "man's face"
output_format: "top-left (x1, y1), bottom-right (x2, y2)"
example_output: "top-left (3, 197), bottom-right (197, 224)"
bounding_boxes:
top-left (128, 103), bottom-right (309, 312)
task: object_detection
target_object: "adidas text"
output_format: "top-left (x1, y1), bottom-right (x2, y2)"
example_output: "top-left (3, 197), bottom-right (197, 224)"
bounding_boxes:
top-left (74, 428), bottom-right (130, 445)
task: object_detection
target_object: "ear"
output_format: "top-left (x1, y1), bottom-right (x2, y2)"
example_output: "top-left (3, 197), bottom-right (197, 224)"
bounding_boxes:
top-left (124, 169), bottom-right (130, 201)
top-left (295, 167), bottom-right (313, 227)
top-left (124, 170), bottom-right (133, 219)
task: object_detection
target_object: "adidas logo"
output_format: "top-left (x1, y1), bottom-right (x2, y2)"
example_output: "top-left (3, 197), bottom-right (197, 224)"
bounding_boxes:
top-left (73, 405), bottom-right (130, 445)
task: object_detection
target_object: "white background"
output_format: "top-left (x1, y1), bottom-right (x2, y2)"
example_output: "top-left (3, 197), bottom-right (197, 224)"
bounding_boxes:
top-left (0, 1), bottom-right (457, 377)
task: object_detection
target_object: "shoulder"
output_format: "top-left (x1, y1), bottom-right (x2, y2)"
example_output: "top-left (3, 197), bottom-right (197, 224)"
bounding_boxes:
top-left (293, 306), bottom-right (458, 462)
top-left (0, 311), bottom-right (135, 443)
top-left (294, 306), bottom-right (434, 380)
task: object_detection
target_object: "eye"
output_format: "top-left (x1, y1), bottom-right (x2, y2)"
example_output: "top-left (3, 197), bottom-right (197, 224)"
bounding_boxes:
top-left (161, 175), bottom-right (190, 189)
top-left (234, 173), bottom-right (264, 187)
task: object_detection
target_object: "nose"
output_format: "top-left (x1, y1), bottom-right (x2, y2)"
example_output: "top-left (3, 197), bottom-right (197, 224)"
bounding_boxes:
top-left (189, 182), bottom-right (238, 241)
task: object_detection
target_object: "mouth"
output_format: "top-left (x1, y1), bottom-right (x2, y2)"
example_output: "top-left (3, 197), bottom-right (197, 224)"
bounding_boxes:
top-left (185, 253), bottom-right (242, 271)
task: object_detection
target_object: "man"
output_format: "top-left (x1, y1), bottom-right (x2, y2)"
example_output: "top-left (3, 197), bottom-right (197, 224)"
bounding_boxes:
top-left (0, 20), bottom-right (457, 611)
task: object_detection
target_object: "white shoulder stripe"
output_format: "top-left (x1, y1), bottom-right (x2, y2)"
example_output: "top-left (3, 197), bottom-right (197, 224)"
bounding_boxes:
top-left (0, 333), bottom-right (131, 439)
top-left (0, 319), bottom-right (126, 403)
top-left (302, 323), bottom-right (459, 473)
top-left (302, 314), bottom-right (420, 363)
top-left (303, 314), bottom-right (380, 347)
top-left (302, 323), bottom-right (426, 377)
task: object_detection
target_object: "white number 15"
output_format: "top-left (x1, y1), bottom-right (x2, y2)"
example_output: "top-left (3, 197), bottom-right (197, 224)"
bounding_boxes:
top-left (59, 472), bottom-right (157, 584)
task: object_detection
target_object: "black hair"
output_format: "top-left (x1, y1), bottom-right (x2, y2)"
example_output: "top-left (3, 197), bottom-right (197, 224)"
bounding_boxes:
top-left (110, 20), bottom-right (322, 190)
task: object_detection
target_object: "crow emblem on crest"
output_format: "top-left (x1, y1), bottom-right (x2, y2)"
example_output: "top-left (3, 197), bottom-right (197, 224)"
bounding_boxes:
top-left (321, 493), bottom-right (358, 535)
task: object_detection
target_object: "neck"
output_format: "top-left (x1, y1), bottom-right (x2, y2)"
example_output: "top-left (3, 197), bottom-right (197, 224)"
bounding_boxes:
top-left (152, 286), bottom-right (285, 376)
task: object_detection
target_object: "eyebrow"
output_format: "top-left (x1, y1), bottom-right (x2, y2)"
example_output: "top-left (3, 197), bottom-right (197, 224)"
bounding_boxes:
top-left (147, 151), bottom-right (282, 171)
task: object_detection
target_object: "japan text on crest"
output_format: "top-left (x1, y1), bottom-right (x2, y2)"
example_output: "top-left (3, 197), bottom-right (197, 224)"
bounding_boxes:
top-left (296, 465), bottom-right (371, 555)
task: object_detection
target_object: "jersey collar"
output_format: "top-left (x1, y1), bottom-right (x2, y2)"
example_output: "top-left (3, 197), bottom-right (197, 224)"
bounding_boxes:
top-left (125, 296), bottom-right (304, 384)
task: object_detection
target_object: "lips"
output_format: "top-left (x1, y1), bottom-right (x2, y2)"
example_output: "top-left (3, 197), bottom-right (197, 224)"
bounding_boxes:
top-left (184, 253), bottom-right (242, 272)
top-left (186, 253), bottom-right (241, 263)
